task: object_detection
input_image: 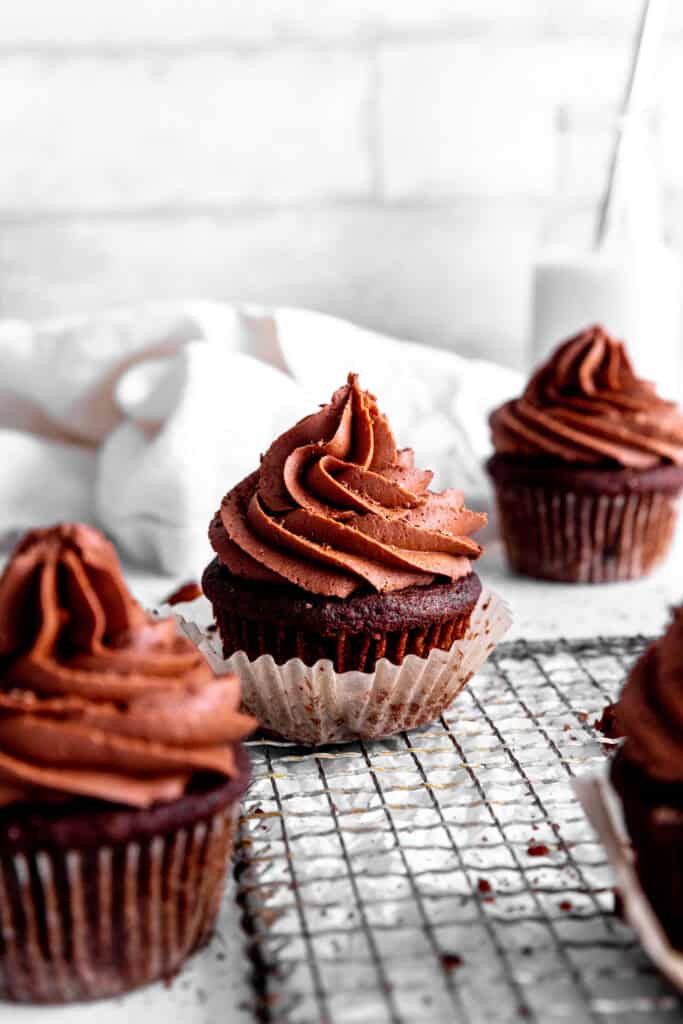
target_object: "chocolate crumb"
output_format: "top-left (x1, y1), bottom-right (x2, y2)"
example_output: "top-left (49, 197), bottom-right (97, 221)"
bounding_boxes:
top-left (477, 878), bottom-right (492, 894)
top-left (527, 843), bottom-right (550, 857)
top-left (441, 953), bottom-right (464, 971)
top-left (559, 900), bottom-right (572, 912)
top-left (614, 888), bottom-right (624, 920)
top-left (163, 580), bottom-right (202, 606)
top-left (594, 703), bottom-right (624, 740)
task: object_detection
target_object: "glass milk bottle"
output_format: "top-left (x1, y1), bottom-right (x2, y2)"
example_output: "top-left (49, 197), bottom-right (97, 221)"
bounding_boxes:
top-left (531, 105), bottom-right (681, 400)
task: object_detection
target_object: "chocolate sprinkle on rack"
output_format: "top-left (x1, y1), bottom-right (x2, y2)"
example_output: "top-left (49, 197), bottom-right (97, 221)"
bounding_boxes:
top-left (235, 635), bottom-right (682, 1023)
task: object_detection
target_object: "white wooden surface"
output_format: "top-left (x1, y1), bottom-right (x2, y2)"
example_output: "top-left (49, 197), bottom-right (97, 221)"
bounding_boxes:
top-left (2, 1), bottom-right (683, 368)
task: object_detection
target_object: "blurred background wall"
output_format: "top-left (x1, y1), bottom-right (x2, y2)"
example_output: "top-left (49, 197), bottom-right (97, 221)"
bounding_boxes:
top-left (1, 0), bottom-right (683, 369)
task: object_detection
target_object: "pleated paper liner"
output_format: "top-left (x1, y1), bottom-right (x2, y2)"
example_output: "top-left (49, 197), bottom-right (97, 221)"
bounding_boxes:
top-left (179, 588), bottom-right (511, 745)
top-left (0, 759), bottom-right (251, 1004)
top-left (0, 807), bottom-right (238, 1003)
top-left (494, 484), bottom-right (679, 583)
top-left (575, 769), bottom-right (683, 994)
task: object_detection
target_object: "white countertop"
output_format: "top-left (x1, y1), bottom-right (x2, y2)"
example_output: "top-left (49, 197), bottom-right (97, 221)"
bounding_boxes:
top-left (1, 529), bottom-right (682, 1024)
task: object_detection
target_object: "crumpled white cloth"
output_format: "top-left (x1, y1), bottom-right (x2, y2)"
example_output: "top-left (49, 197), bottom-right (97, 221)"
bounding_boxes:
top-left (0, 302), bottom-right (521, 576)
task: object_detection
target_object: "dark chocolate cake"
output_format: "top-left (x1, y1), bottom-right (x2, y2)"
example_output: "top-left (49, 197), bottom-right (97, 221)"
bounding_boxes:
top-left (0, 524), bottom-right (255, 1002)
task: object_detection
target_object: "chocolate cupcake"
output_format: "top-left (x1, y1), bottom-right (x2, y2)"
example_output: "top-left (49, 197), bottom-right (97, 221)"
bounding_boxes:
top-left (488, 325), bottom-right (683, 582)
top-left (202, 373), bottom-right (509, 743)
top-left (0, 524), bottom-right (255, 1003)
top-left (611, 607), bottom-right (683, 950)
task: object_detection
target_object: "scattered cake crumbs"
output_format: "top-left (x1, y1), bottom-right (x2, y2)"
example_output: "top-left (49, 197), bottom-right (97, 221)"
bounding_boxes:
top-left (527, 843), bottom-right (550, 857)
top-left (593, 702), bottom-right (624, 740)
top-left (163, 580), bottom-right (202, 605)
top-left (441, 953), bottom-right (464, 971)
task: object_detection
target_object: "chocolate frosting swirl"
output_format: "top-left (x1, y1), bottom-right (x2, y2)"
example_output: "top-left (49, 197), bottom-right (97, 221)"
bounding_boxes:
top-left (490, 325), bottom-right (683, 469)
top-left (0, 524), bottom-right (255, 808)
top-left (617, 608), bottom-right (683, 783)
top-left (209, 374), bottom-right (486, 598)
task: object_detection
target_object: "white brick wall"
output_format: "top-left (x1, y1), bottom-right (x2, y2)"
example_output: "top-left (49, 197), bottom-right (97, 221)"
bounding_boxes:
top-left (0, 200), bottom-right (540, 364)
top-left (379, 40), bottom-right (629, 199)
top-left (0, 53), bottom-right (370, 210)
top-left (2, 1), bottom-right (679, 45)
top-left (0, 1), bottom-right (682, 368)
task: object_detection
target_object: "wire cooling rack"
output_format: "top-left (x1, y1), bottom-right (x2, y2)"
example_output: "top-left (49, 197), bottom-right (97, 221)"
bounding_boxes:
top-left (234, 635), bottom-right (683, 1024)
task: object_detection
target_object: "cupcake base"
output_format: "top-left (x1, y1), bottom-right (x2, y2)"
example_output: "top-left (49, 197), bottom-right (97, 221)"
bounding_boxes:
top-left (202, 560), bottom-right (482, 672)
top-left (181, 589), bottom-right (511, 745)
top-left (611, 748), bottom-right (683, 951)
top-left (488, 455), bottom-right (683, 583)
top-left (0, 750), bottom-right (250, 1003)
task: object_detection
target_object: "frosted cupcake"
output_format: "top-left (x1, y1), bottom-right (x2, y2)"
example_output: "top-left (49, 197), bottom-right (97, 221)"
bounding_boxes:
top-left (488, 325), bottom-right (683, 582)
top-left (0, 524), bottom-right (255, 1002)
top-left (202, 373), bottom-right (509, 743)
top-left (611, 606), bottom-right (683, 950)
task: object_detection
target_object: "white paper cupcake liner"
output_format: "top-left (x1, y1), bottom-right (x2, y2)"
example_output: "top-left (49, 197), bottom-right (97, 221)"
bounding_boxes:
top-left (574, 770), bottom-right (683, 992)
top-left (177, 588), bottom-right (511, 745)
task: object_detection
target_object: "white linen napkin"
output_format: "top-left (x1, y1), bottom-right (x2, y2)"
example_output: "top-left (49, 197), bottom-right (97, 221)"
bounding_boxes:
top-left (0, 303), bottom-right (521, 575)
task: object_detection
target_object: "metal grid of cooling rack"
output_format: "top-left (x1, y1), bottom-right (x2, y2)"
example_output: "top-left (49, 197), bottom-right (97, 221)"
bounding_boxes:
top-left (234, 636), bottom-right (683, 1024)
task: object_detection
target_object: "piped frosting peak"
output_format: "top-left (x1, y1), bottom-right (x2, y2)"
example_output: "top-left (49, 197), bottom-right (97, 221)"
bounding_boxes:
top-left (490, 325), bottom-right (683, 468)
top-left (210, 374), bottom-right (486, 598)
top-left (0, 524), bottom-right (255, 808)
top-left (617, 606), bottom-right (683, 782)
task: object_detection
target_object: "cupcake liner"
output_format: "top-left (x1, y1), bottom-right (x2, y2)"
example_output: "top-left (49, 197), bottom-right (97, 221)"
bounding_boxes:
top-left (178, 588), bottom-right (511, 745)
top-left (0, 803), bottom-right (239, 1003)
top-left (211, 605), bottom-right (474, 673)
top-left (574, 771), bottom-right (683, 992)
top-left (494, 483), bottom-right (679, 582)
